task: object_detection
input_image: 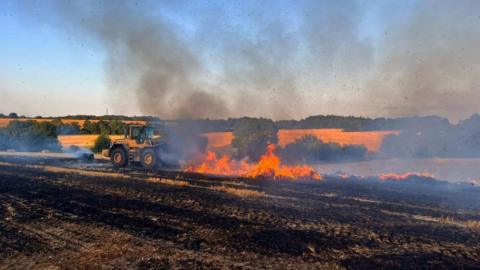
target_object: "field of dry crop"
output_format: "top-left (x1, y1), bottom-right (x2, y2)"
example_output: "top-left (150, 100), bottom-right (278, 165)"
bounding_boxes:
top-left (278, 129), bottom-right (399, 152)
top-left (205, 129), bottom-right (399, 152)
top-left (58, 135), bottom-right (124, 149)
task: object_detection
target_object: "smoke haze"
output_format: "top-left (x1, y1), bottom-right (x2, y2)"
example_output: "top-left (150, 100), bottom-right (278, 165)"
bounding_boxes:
top-left (15, 0), bottom-right (480, 121)
top-left (364, 0), bottom-right (480, 120)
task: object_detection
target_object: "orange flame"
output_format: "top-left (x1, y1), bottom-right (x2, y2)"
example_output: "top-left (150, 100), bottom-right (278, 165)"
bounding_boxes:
top-left (186, 144), bottom-right (321, 180)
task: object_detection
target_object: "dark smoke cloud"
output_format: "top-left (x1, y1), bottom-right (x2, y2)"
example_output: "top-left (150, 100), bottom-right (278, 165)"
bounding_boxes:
top-left (193, 0), bottom-right (371, 119)
top-left (206, 14), bottom-right (304, 120)
top-left (21, 0), bottom-right (229, 119)
top-left (18, 0), bottom-right (370, 120)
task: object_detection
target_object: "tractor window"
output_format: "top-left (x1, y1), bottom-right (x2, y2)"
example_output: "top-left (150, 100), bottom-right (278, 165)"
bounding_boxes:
top-left (131, 127), bottom-right (142, 139)
top-left (145, 127), bottom-right (154, 138)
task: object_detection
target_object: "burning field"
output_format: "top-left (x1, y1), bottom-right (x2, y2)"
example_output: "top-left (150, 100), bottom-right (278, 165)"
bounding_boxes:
top-left (3, 0), bottom-right (480, 268)
top-left (2, 116), bottom-right (480, 268)
top-left (186, 144), bottom-right (321, 180)
top-left (1, 156), bottom-right (479, 269)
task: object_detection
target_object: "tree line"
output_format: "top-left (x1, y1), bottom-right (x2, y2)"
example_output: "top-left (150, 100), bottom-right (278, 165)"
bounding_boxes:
top-left (0, 121), bottom-right (61, 152)
top-left (0, 119), bottom-right (127, 153)
top-left (159, 115), bottom-right (456, 132)
top-left (0, 113), bottom-right (156, 122)
top-left (0, 112), bottom-right (467, 132)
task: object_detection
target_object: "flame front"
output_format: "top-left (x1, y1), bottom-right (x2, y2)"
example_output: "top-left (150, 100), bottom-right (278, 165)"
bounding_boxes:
top-left (186, 144), bottom-right (321, 180)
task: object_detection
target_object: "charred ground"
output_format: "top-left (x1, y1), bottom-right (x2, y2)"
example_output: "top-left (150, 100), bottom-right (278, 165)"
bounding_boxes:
top-left (0, 157), bottom-right (479, 269)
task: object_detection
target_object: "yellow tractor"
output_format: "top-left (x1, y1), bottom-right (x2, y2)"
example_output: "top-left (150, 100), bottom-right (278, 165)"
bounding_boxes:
top-left (102, 124), bottom-right (166, 169)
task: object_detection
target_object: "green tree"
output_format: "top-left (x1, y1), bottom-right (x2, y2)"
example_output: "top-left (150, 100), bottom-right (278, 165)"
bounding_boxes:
top-left (91, 132), bottom-right (111, 153)
top-left (32, 121), bottom-right (58, 137)
top-left (82, 120), bottom-right (100, 134)
top-left (51, 118), bottom-right (63, 127)
top-left (58, 122), bottom-right (81, 135)
top-left (0, 129), bottom-right (8, 150)
top-left (97, 120), bottom-right (111, 134)
top-left (279, 135), bottom-right (367, 164)
top-left (231, 118), bottom-right (278, 161)
top-left (8, 112), bottom-right (18, 118)
top-left (109, 120), bottom-right (126, 135)
top-left (3, 120), bottom-right (60, 151)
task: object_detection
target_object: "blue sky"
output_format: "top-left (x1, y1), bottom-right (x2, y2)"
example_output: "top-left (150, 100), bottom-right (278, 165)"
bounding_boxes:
top-left (0, 0), bottom-right (106, 116)
top-left (1, 1), bottom-right (477, 121)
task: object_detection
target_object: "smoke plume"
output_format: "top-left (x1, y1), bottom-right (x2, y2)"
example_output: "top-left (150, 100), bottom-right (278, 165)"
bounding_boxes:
top-left (18, 0), bottom-right (371, 120)
top-left (17, 0), bottom-right (480, 121)
top-left (21, 0), bottom-right (229, 119)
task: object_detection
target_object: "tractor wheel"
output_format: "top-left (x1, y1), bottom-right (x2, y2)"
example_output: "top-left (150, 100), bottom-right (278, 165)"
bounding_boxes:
top-left (141, 149), bottom-right (157, 169)
top-left (110, 147), bottom-right (128, 167)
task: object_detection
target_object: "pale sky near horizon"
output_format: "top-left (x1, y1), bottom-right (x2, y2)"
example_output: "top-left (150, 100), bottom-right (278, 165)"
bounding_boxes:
top-left (0, 0), bottom-right (478, 122)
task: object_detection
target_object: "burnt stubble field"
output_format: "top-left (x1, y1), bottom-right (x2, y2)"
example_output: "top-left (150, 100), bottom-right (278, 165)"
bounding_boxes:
top-left (0, 158), bottom-right (479, 269)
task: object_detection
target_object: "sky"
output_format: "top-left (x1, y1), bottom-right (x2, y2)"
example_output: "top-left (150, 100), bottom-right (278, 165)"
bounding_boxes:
top-left (0, 0), bottom-right (478, 121)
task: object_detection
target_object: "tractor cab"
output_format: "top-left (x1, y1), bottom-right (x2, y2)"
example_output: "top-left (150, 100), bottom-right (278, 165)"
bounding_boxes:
top-left (126, 125), bottom-right (155, 144)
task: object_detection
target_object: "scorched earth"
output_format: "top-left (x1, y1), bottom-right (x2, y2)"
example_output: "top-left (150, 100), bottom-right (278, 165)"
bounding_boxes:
top-left (0, 157), bottom-right (479, 269)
